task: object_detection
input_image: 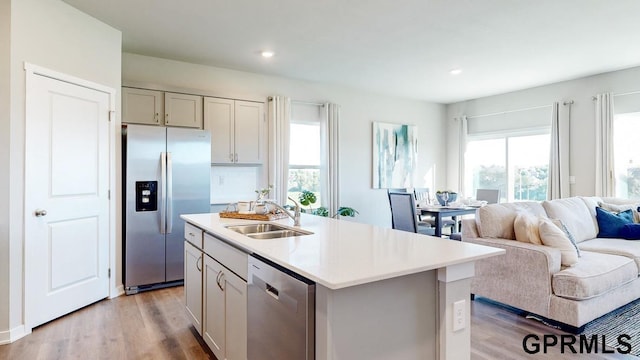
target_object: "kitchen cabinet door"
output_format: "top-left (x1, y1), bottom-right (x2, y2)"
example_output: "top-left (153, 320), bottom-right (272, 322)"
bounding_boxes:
top-left (184, 241), bottom-right (203, 335)
top-left (204, 97), bottom-right (264, 164)
top-left (203, 255), bottom-right (226, 360)
top-left (122, 87), bottom-right (163, 125)
top-left (165, 92), bottom-right (203, 128)
top-left (224, 270), bottom-right (247, 360)
top-left (234, 100), bottom-right (264, 164)
top-left (204, 97), bottom-right (234, 163)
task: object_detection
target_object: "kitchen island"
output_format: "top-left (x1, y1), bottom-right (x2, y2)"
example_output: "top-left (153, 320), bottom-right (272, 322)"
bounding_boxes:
top-left (181, 212), bottom-right (504, 360)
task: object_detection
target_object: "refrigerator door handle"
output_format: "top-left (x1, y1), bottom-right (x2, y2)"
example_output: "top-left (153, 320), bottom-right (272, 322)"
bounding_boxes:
top-left (166, 152), bottom-right (173, 233)
top-left (160, 151), bottom-right (167, 234)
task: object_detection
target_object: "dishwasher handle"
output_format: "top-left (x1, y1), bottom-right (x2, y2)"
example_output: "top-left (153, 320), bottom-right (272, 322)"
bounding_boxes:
top-left (265, 283), bottom-right (279, 300)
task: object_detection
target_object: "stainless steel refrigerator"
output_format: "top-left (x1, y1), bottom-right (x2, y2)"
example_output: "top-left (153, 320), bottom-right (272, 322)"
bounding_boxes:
top-left (122, 124), bottom-right (210, 294)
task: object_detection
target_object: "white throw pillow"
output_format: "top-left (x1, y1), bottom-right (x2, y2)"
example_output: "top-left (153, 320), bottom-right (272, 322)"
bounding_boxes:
top-left (538, 217), bottom-right (579, 266)
top-left (542, 197), bottom-right (598, 243)
top-left (513, 211), bottom-right (542, 245)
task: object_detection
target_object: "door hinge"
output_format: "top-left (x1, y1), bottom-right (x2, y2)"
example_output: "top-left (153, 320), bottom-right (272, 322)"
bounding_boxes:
top-left (109, 110), bottom-right (115, 122)
top-left (107, 190), bottom-right (111, 200)
top-left (108, 268), bottom-right (111, 278)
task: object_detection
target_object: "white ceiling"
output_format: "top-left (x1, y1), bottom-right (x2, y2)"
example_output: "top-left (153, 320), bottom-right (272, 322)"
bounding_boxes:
top-left (63, 0), bottom-right (640, 104)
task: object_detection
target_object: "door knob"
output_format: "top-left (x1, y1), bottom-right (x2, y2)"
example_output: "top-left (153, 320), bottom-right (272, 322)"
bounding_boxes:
top-left (34, 209), bottom-right (47, 217)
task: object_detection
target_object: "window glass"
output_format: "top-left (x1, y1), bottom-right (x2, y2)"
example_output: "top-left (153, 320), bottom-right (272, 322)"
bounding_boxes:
top-left (508, 134), bottom-right (549, 201)
top-left (465, 133), bottom-right (549, 202)
top-left (614, 112), bottom-right (640, 199)
top-left (288, 122), bottom-right (321, 207)
top-left (465, 138), bottom-right (506, 201)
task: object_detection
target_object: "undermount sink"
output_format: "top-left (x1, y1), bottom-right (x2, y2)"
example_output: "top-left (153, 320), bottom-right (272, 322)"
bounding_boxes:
top-left (226, 223), bottom-right (312, 239)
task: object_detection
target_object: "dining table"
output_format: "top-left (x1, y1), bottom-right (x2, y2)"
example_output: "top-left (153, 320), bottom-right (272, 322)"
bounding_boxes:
top-left (417, 205), bottom-right (479, 237)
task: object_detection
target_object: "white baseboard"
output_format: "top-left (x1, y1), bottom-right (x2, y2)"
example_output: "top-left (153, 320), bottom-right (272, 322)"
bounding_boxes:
top-left (0, 325), bottom-right (31, 345)
top-left (110, 284), bottom-right (125, 299)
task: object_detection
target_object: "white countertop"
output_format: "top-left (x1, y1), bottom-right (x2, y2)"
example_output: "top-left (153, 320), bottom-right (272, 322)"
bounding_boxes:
top-left (181, 213), bottom-right (504, 290)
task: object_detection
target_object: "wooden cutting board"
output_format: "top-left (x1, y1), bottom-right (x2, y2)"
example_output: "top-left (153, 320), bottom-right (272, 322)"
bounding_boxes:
top-left (219, 211), bottom-right (289, 221)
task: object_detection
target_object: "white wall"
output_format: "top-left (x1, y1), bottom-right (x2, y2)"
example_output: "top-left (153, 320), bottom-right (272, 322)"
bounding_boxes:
top-left (123, 53), bottom-right (447, 226)
top-left (446, 66), bottom-right (640, 198)
top-left (1, 0), bottom-right (121, 342)
top-left (0, 0), bottom-right (11, 340)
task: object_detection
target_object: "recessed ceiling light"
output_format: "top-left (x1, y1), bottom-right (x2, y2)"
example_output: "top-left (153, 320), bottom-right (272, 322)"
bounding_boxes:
top-left (450, 68), bottom-right (462, 75)
top-left (261, 51), bottom-right (274, 58)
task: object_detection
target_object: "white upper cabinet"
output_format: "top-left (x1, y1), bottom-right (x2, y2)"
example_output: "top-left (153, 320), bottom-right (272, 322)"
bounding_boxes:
top-left (122, 87), bottom-right (203, 128)
top-left (205, 98), bottom-right (234, 163)
top-left (122, 87), bottom-right (163, 125)
top-left (204, 97), bottom-right (264, 164)
top-left (164, 92), bottom-right (203, 128)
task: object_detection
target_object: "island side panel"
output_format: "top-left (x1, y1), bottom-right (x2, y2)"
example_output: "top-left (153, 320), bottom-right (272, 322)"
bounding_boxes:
top-left (437, 263), bottom-right (475, 360)
top-left (316, 270), bottom-right (437, 360)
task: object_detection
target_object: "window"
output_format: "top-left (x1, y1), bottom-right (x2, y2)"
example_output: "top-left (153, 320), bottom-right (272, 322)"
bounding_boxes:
top-left (613, 112), bottom-right (640, 198)
top-left (465, 133), bottom-right (549, 202)
top-left (288, 122), bottom-right (322, 207)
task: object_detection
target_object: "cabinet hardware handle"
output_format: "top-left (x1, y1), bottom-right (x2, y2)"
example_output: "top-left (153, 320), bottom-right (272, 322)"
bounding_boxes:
top-left (188, 232), bottom-right (195, 237)
top-left (216, 271), bottom-right (225, 291)
top-left (155, 113), bottom-right (159, 123)
top-left (165, 113), bottom-right (169, 123)
top-left (196, 255), bottom-right (202, 272)
top-left (35, 209), bottom-right (47, 217)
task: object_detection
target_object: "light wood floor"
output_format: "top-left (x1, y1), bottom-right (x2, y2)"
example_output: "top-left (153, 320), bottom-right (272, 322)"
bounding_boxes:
top-left (0, 287), bottom-right (635, 360)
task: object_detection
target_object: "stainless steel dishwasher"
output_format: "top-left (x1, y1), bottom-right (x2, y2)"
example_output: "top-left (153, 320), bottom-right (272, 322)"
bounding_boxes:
top-left (247, 254), bottom-right (315, 360)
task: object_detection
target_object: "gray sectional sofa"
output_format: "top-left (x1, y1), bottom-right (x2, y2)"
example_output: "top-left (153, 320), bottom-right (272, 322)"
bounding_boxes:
top-left (462, 196), bottom-right (640, 330)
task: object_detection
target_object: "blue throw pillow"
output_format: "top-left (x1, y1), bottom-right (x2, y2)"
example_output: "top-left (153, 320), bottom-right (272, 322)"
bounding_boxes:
top-left (596, 207), bottom-right (634, 238)
top-left (620, 224), bottom-right (640, 240)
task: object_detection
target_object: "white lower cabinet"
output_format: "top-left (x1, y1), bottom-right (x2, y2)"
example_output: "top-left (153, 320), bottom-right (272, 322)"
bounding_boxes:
top-left (184, 241), bottom-right (203, 335)
top-left (203, 254), bottom-right (247, 360)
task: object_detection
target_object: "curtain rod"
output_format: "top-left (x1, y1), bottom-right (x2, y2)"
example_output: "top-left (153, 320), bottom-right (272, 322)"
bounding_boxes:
top-left (292, 100), bottom-right (325, 107)
top-left (592, 90), bottom-right (640, 100)
top-left (466, 104), bottom-right (552, 120)
top-left (267, 96), bottom-right (325, 107)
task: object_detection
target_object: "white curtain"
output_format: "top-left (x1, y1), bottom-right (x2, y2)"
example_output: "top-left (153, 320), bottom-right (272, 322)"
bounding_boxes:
top-left (321, 103), bottom-right (340, 217)
top-left (595, 93), bottom-right (615, 197)
top-left (268, 96), bottom-right (291, 205)
top-left (457, 115), bottom-right (468, 194)
top-left (548, 102), bottom-right (562, 199)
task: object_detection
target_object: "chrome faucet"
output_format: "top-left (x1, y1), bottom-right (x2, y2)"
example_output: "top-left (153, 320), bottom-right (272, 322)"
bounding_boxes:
top-left (266, 197), bottom-right (301, 226)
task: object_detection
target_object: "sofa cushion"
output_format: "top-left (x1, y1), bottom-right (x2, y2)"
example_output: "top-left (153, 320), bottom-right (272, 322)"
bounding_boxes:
top-left (475, 202), bottom-right (546, 239)
top-left (579, 238), bottom-right (640, 272)
top-left (514, 211), bottom-right (542, 245)
top-left (539, 217), bottom-right (579, 266)
top-left (543, 197), bottom-right (598, 243)
top-left (595, 207), bottom-right (634, 238)
top-left (552, 251), bottom-right (638, 300)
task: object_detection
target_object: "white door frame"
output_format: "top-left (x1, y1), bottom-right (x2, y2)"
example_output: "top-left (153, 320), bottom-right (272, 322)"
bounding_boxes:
top-left (23, 63), bottom-right (119, 328)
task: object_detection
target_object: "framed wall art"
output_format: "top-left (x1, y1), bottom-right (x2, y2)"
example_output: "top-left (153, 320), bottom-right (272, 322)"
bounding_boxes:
top-left (372, 122), bottom-right (417, 189)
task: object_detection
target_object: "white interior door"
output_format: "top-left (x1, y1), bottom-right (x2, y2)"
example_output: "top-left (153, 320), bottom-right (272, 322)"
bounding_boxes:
top-left (25, 71), bottom-right (111, 328)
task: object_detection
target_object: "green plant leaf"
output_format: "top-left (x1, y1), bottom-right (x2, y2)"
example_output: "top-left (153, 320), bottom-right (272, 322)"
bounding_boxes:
top-left (314, 207), bottom-right (329, 217)
top-left (336, 206), bottom-right (359, 217)
top-left (299, 190), bottom-right (317, 206)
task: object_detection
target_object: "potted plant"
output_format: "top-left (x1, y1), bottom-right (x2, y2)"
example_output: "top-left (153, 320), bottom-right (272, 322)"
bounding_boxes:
top-left (296, 189), bottom-right (358, 218)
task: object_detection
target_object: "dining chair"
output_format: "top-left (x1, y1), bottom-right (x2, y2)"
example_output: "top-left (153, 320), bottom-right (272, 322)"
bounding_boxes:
top-left (387, 191), bottom-right (434, 235)
top-left (476, 189), bottom-right (500, 204)
top-left (387, 188), bottom-right (408, 193)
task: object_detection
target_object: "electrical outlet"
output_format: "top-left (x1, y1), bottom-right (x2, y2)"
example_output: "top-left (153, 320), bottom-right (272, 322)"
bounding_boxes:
top-left (453, 300), bottom-right (465, 332)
